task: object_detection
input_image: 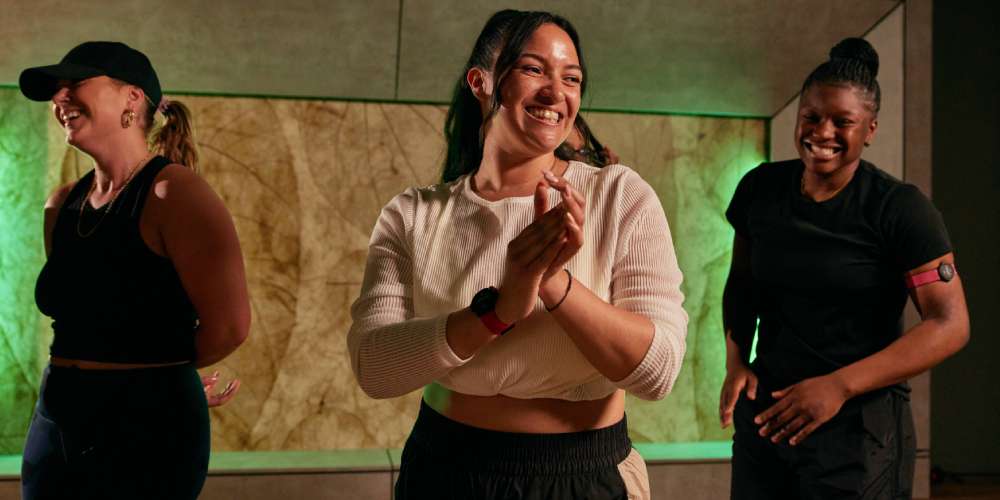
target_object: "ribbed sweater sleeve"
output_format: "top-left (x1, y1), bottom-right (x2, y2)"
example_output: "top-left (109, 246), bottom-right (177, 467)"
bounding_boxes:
top-left (347, 190), bottom-right (467, 399)
top-left (610, 176), bottom-right (688, 400)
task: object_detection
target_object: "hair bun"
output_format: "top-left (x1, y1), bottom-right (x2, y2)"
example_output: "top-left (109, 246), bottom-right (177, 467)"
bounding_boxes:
top-left (829, 37), bottom-right (879, 76)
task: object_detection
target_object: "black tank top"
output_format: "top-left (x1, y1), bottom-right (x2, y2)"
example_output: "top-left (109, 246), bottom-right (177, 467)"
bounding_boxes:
top-left (35, 156), bottom-right (198, 363)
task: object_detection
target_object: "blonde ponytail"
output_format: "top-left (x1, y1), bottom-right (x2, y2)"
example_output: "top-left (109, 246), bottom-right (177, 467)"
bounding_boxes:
top-left (152, 100), bottom-right (199, 170)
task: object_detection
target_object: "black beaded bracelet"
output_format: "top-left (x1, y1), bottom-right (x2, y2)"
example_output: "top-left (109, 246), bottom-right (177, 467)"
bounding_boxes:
top-left (545, 269), bottom-right (573, 312)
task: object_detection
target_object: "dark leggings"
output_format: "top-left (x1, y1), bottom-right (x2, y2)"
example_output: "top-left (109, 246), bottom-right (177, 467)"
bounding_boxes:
top-left (21, 364), bottom-right (210, 500)
top-left (396, 400), bottom-right (634, 500)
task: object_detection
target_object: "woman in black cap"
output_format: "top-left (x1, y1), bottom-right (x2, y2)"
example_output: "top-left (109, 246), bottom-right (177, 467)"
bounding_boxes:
top-left (720, 38), bottom-right (969, 498)
top-left (19, 41), bottom-right (250, 499)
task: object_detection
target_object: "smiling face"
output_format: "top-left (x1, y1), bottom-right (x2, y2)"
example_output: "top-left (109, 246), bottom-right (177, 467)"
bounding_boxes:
top-left (795, 83), bottom-right (878, 178)
top-left (51, 76), bottom-right (137, 150)
top-left (486, 23), bottom-right (582, 158)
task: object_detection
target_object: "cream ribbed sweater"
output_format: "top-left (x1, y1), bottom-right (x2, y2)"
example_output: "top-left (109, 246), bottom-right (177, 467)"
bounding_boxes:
top-left (348, 162), bottom-right (687, 401)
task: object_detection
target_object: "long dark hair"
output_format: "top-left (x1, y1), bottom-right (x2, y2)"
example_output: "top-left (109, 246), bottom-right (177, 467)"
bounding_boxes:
top-left (441, 10), bottom-right (587, 182)
top-left (555, 115), bottom-right (610, 167)
top-left (800, 37), bottom-right (881, 114)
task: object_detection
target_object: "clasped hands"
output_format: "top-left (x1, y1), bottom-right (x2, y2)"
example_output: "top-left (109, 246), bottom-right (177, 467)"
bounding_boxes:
top-left (202, 370), bottom-right (240, 408)
top-left (719, 359), bottom-right (851, 446)
top-left (494, 170), bottom-right (586, 323)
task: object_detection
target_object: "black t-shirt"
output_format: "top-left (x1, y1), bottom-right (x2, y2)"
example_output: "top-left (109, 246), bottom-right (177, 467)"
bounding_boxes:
top-left (725, 159), bottom-right (951, 391)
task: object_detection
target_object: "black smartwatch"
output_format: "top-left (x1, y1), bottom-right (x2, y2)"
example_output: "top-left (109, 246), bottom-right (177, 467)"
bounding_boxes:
top-left (470, 287), bottom-right (514, 335)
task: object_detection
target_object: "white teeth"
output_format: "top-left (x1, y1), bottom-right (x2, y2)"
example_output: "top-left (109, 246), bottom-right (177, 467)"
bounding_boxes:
top-left (806, 143), bottom-right (839, 157)
top-left (60, 110), bottom-right (81, 125)
top-left (527, 107), bottom-right (560, 124)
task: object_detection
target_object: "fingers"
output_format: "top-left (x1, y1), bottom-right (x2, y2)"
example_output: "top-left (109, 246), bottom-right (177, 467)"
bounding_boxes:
top-left (754, 397), bottom-right (788, 427)
top-left (207, 378), bottom-right (241, 408)
top-left (510, 220), bottom-right (567, 273)
top-left (746, 373), bottom-right (758, 401)
top-left (719, 380), bottom-right (743, 428)
top-left (564, 210), bottom-right (583, 248)
top-left (534, 181), bottom-right (548, 220)
top-left (759, 406), bottom-right (798, 438)
top-left (510, 206), bottom-right (566, 252)
top-left (544, 212), bottom-right (583, 273)
top-left (769, 415), bottom-right (810, 444)
top-left (202, 370), bottom-right (220, 392)
top-left (543, 170), bottom-right (586, 227)
top-left (790, 421), bottom-right (821, 446)
top-left (533, 233), bottom-right (567, 270)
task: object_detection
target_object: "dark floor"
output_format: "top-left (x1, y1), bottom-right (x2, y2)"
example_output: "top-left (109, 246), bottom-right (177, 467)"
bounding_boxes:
top-left (932, 477), bottom-right (1000, 499)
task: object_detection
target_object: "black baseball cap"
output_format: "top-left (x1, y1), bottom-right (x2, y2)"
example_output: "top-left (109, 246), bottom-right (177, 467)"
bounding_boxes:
top-left (19, 41), bottom-right (162, 105)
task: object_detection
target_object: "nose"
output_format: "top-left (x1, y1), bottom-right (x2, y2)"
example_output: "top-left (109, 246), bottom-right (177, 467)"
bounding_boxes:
top-left (813, 119), bottom-right (835, 139)
top-left (536, 78), bottom-right (565, 105)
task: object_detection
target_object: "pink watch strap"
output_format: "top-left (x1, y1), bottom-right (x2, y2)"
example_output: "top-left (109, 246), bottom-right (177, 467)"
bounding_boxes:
top-left (479, 311), bottom-right (513, 336)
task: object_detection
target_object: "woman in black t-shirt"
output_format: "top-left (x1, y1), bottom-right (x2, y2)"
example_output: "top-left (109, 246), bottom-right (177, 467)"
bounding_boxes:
top-left (719, 38), bottom-right (969, 499)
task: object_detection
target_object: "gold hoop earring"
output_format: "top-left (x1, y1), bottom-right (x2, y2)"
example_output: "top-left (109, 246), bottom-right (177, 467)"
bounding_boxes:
top-left (121, 109), bottom-right (136, 129)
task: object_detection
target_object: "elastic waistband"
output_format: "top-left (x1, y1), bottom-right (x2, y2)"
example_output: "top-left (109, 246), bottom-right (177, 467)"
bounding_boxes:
top-left (40, 362), bottom-right (198, 398)
top-left (406, 400), bottom-right (631, 475)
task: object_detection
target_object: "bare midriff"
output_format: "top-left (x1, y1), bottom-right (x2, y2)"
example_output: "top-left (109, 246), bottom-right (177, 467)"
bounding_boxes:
top-left (426, 384), bottom-right (626, 433)
top-left (49, 356), bottom-right (189, 370)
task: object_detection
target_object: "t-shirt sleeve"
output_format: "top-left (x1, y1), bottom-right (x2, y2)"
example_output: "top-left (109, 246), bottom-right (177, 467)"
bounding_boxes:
top-left (725, 165), bottom-right (762, 239)
top-left (881, 184), bottom-right (953, 272)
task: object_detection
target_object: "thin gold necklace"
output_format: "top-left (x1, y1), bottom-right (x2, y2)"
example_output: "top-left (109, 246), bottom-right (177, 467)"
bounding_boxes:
top-left (76, 153), bottom-right (152, 238)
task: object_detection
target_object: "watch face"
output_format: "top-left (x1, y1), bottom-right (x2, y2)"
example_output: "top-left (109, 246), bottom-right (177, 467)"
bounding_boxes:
top-left (470, 287), bottom-right (500, 316)
top-left (938, 263), bottom-right (955, 282)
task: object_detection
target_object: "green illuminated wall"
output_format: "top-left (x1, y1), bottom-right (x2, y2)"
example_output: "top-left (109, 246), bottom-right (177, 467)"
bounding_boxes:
top-left (0, 89), bottom-right (764, 452)
top-left (583, 114), bottom-right (765, 442)
top-left (0, 89), bottom-right (49, 452)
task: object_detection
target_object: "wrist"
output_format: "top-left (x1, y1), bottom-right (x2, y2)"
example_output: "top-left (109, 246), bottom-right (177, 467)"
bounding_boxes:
top-left (471, 287), bottom-right (515, 336)
top-left (827, 370), bottom-right (857, 400)
top-left (539, 269), bottom-right (569, 305)
top-left (723, 333), bottom-right (747, 369)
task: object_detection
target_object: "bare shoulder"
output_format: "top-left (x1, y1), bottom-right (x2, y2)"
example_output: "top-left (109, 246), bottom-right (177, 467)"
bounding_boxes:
top-left (149, 163), bottom-right (225, 210)
top-left (45, 181), bottom-right (77, 210)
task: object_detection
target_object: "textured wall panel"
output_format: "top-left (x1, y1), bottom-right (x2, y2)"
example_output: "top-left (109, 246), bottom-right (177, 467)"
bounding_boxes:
top-left (2, 90), bottom-right (764, 451)
top-left (0, 90), bottom-right (49, 453)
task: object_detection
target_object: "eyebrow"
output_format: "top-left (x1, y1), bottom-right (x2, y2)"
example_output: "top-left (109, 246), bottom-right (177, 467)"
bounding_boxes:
top-left (520, 53), bottom-right (582, 72)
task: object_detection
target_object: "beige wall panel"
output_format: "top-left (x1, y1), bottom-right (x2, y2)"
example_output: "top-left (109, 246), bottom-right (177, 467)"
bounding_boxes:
top-left (41, 93), bottom-right (762, 450)
top-left (862, 5), bottom-right (904, 180)
top-left (1, 0), bottom-right (399, 99)
top-left (770, 96), bottom-right (800, 162)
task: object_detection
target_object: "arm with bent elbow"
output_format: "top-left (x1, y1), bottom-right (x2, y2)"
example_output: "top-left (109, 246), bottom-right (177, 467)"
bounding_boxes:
top-left (158, 166), bottom-right (251, 368)
top-left (540, 182), bottom-right (688, 401)
top-left (347, 197), bottom-right (478, 399)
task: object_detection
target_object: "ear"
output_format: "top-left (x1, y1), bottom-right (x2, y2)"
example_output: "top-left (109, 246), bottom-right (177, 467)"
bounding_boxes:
top-left (124, 85), bottom-right (145, 109)
top-left (466, 67), bottom-right (493, 101)
top-left (865, 117), bottom-right (878, 146)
